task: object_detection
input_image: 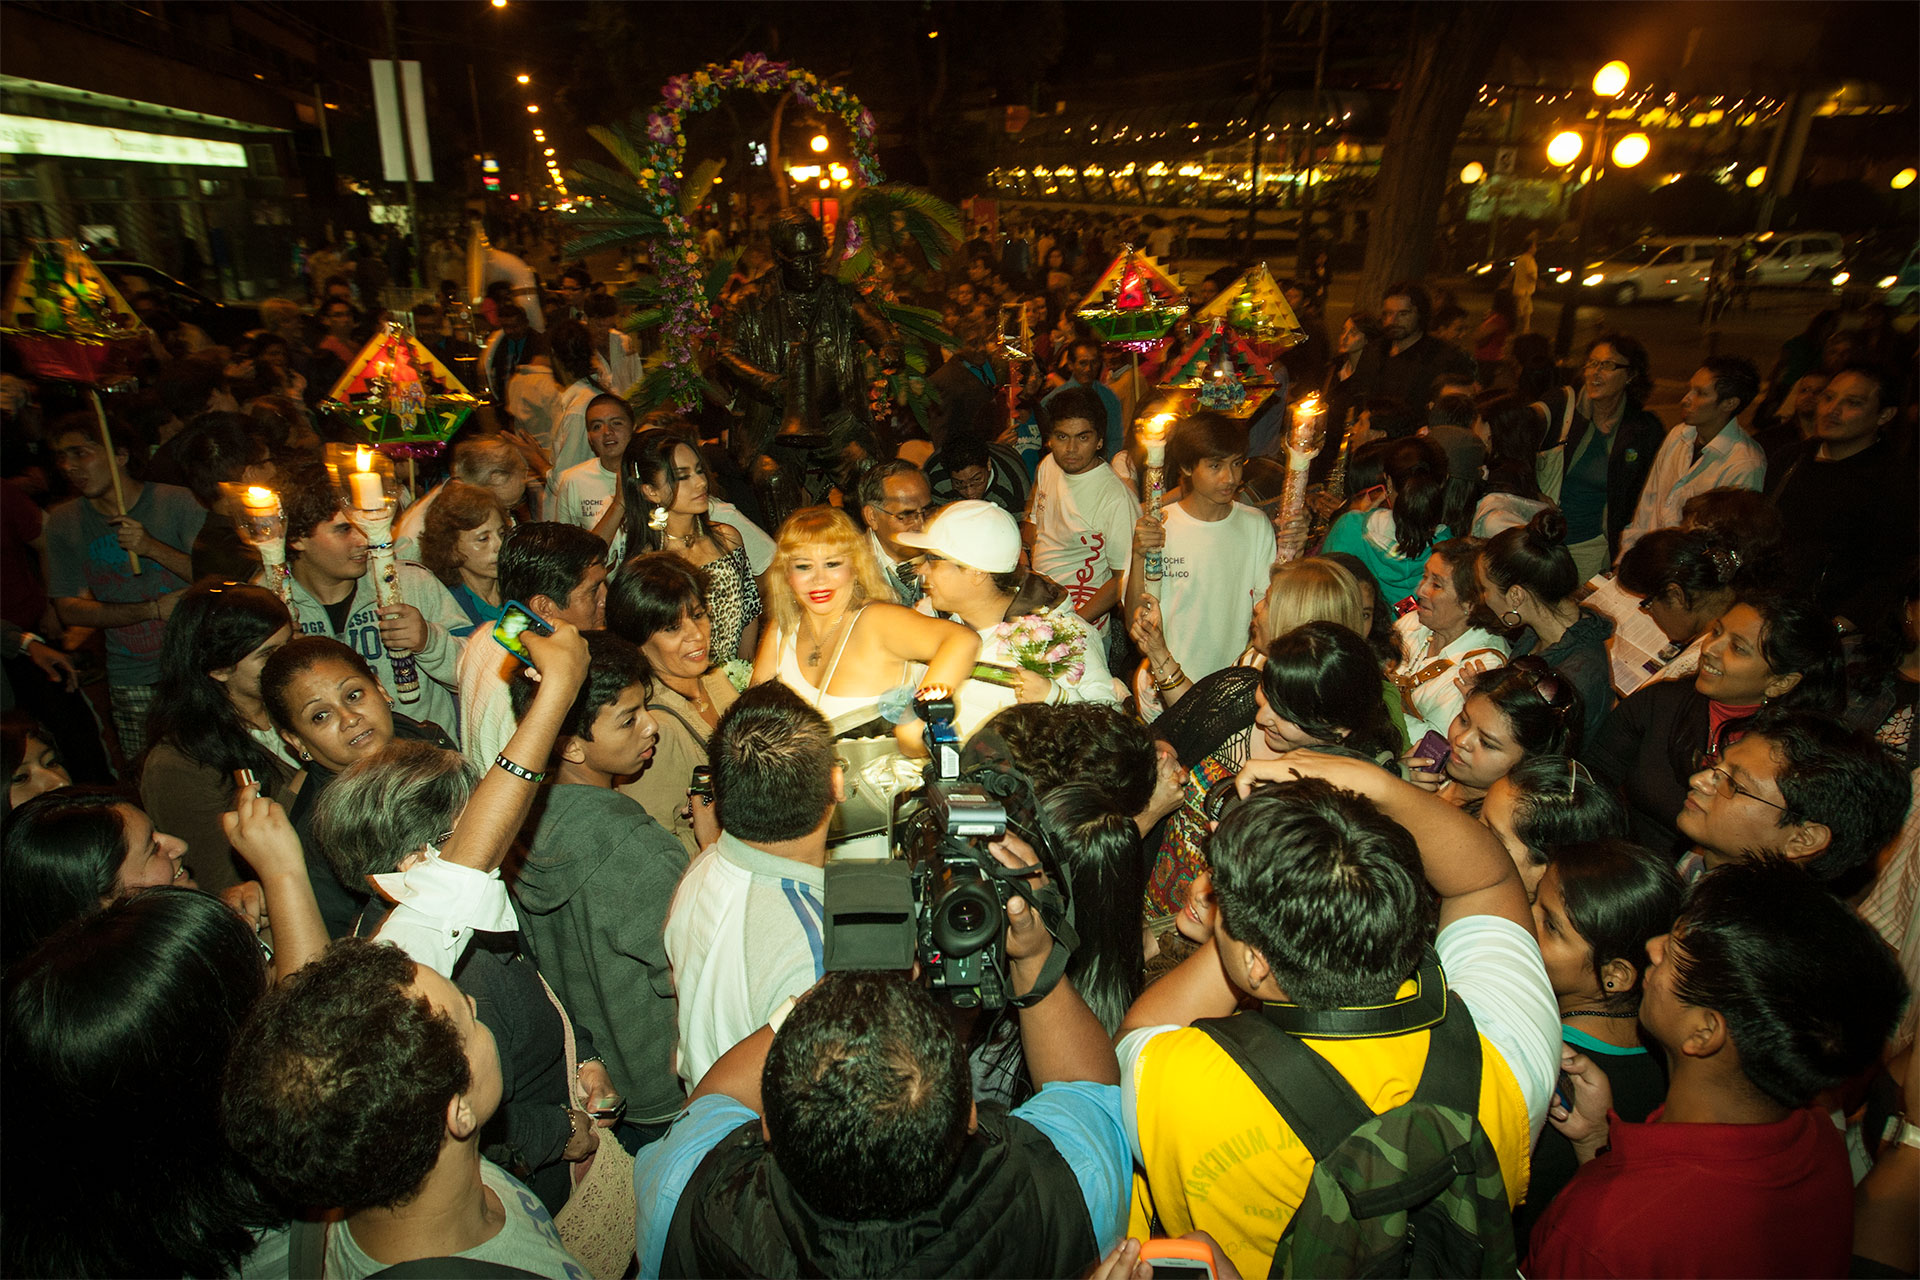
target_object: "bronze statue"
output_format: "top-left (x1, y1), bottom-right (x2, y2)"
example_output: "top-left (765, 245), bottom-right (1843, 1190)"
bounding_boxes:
top-left (714, 210), bottom-right (901, 524)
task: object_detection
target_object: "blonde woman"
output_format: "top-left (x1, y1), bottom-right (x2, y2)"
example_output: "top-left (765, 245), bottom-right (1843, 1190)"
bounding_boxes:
top-left (751, 507), bottom-right (979, 755)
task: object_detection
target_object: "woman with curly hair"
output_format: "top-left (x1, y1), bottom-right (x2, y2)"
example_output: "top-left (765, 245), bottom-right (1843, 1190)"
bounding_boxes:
top-left (418, 480), bottom-right (509, 637)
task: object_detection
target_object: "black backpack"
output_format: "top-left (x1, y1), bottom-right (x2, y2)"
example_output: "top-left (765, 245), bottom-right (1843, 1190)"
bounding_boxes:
top-left (1197, 968), bottom-right (1517, 1278)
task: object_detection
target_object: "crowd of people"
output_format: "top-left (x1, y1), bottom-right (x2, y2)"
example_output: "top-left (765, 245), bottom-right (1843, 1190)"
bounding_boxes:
top-left (1, 207), bottom-right (1917, 1280)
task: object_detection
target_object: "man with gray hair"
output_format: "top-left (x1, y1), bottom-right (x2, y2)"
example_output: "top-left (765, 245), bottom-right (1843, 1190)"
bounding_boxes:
top-left (395, 435), bottom-right (533, 560)
top-left (857, 459), bottom-right (936, 605)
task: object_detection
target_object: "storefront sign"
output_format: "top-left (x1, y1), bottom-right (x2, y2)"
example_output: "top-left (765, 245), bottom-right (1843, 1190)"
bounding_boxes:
top-left (0, 115), bottom-right (247, 167)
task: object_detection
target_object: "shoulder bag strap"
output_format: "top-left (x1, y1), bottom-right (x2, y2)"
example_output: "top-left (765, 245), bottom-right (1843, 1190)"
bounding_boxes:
top-left (1196, 1015), bottom-right (1375, 1280)
top-left (1409, 992), bottom-right (1482, 1115)
top-left (1195, 1014), bottom-right (1373, 1164)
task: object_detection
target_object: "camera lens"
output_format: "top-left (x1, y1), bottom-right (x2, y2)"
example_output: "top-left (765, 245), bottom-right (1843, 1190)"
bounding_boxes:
top-left (932, 881), bottom-right (999, 957)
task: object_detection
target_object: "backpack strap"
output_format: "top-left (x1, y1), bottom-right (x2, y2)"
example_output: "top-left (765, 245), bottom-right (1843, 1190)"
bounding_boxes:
top-left (1411, 990), bottom-right (1482, 1116)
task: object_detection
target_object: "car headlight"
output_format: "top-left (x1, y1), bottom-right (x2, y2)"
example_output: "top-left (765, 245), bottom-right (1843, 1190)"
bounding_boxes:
top-left (1554, 270), bottom-right (1573, 283)
top-left (1831, 271), bottom-right (1850, 286)
top-left (1876, 275), bottom-right (1897, 290)
top-left (1582, 273), bottom-right (1605, 287)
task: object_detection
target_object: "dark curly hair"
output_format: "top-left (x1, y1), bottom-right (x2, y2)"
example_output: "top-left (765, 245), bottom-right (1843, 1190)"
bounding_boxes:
top-left (987, 702), bottom-right (1156, 816)
top-left (222, 937), bottom-right (471, 1214)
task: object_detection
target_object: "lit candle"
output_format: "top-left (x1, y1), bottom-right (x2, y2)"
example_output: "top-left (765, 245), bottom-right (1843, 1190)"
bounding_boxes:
top-left (242, 485), bottom-right (279, 518)
top-left (1289, 393), bottom-right (1326, 455)
top-left (1140, 412), bottom-right (1174, 467)
top-left (349, 447), bottom-right (385, 510)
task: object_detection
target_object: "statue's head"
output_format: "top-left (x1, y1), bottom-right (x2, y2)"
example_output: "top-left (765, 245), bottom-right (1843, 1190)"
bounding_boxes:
top-left (770, 210), bottom-right (827, 293)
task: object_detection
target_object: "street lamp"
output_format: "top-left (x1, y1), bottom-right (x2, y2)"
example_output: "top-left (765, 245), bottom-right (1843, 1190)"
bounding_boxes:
top-left (1554, 60), bottom-right (1630, 355)
top-left (516, 73), bottom-right (530, 85)
top-left (1460, 161), bottom-right (1486, 184)
top-left (1611, 133), bottom-right (1650, 168)
top-left (526, 104), bottom-right (539, 113)
top-left (1745, 166), bottom-right (1768, 189)
top-left (1891, 167), bottom-right (1915, 190)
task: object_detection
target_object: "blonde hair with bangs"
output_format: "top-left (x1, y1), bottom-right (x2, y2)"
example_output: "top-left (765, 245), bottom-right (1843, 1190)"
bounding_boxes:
top-left (767, 506), bottom-right (896, 637)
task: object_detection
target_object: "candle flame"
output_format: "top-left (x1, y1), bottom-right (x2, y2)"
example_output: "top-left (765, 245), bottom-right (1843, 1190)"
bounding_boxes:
top-left (919, 685), bottom-right (951, 700)
top-left (355, 444), bottom-right (374, 472)
top-left (1140, 411), bottom-right (1177, 442)
top-left (244, 486), bottom-right (275, 509)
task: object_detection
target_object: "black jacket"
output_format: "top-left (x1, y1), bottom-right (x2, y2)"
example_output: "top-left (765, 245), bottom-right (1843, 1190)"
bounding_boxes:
top-left (1545, 393), bottom-right (1665, 561)
top-left (1584, 679), bottom-right (1746, 857)
top-left (661, 1105), bottom-right (1098, 1278)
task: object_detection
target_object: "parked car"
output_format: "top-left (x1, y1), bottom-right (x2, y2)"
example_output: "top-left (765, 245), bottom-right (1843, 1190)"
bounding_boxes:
top-left (1746, 232), bottom-right (1845, 285)
top-left (1576, 236), bottom-right (1727, 305)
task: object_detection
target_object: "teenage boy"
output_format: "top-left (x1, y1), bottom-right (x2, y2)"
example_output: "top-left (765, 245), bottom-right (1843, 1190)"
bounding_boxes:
top-left (222, 939), bottom-right (590, 1278)
top-left (458, 522), bottom-right (608, 768)
top-left (1528, 858), bottom-right (1905, 1278)
top-left (547, 394), bottom-right (635, 532)
top-left (279, 466), bottom-right (467, 737)
top-left (1674, 708), bottom-right (1910, 893)
top-left (1619, 355), bottom-right (1766, 557)
top-left (1043, 339), bottom-right (1126, 459)
top-left (45, 413), bottom-right (206, 756)
top-left (1023, 386), bottom-right (1137, 631)
top-left (1124, 411), bottom-right (1276, 684)
top-left (510, 631), bottom-right (689, 1151)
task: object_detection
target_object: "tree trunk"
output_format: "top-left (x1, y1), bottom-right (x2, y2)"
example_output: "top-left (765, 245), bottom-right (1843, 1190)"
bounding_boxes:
top-left (1354, 1), bottom-right (1508, 312)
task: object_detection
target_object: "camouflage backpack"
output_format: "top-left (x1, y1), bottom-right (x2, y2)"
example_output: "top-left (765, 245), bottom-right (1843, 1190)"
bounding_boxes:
top-left (1197, 985), bottom-right (1517, 1279)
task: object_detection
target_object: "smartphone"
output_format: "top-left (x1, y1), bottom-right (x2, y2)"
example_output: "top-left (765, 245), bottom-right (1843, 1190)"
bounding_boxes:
top-left (1554, 1068), bottom-right (1577, 1112)
top-left (687, 764), bottom-right (715, 802)
top-left (1394, 592), bottom-right (1421, 618)
top-left (1412, 729), bottom-right (1451, 772)
top-left (491, 600), bottom-right (553, 666)
top-left (1139, 1239), bottom-right (1217, 1279)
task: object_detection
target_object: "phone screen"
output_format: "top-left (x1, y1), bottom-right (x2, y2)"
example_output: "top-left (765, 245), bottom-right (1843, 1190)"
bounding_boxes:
top-left (1150, 1265), bottom-right (1214, 1280)
top-left (491, 600), bottom-right (552, 665)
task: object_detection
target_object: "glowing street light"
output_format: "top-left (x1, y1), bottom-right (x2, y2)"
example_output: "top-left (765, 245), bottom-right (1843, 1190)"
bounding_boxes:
top-left (526, 104), bottom-right (539, 113)
top-left (516, 73), bottom-right (530, 85)
top-left (809, 134), bottom-right (829, 154)
top-left (1547, 131), bottom-right (1584, 166)
top-left (490, 0), bottom-right (506, 7)
top-left (543, 147), bottom-right (555, 156)
top-left (1459, 161), bottom-right (1485, 184)
top-left (1745, 166), bottom-right (1768, 188)
top-left (1610, 133), bottom-right (1650, 168)
top-left (1592, 60), bottom-right (1630, 98)
top-left (1893, 167), bottom-right (1917, 190)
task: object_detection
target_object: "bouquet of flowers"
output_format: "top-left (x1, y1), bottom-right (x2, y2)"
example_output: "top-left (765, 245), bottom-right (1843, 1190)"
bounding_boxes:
top-left (971, 613), bottom-right (1087, 687)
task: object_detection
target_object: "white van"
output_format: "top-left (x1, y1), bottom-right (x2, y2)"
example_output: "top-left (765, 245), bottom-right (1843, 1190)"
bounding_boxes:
top-left (1578, 237), bottom-right (1726, 305)
top-left (1748, 232), bottom-right (1845, 285)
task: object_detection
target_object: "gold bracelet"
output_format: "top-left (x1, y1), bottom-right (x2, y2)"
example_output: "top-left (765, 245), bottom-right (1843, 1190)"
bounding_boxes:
top-left (1153, 665), bottom-right (1186, 692)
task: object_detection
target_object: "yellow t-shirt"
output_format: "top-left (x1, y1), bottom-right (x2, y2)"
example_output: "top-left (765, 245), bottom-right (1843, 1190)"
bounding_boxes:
top-left (1127, 1011), bottom-right (1535, 1279)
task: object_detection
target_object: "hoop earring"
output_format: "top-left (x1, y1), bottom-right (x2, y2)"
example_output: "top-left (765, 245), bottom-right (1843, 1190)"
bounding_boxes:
top-left (1500, 608), bottom-right (1524, 628)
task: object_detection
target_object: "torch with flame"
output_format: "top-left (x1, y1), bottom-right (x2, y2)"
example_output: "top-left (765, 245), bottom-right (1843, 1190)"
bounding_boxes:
top-left (222, 483), bottom-right (295, 619)
top-left (1138, 410), bottom-right (1177, 590)
top-left (1275, 393), bottom-right (1326, 564)
top-left (328, 443), bottom-right (420, 703)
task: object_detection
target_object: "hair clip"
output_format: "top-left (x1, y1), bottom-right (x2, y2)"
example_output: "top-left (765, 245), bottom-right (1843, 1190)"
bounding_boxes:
top-left (1566, 758), bottom-right (1594, 796)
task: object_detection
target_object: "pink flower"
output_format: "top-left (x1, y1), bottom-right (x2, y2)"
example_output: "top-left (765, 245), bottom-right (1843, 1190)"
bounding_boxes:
top-left (1068, 662), bottom-right (1086, 682)
top-left (1045, 643), bottom-right (1070, 663)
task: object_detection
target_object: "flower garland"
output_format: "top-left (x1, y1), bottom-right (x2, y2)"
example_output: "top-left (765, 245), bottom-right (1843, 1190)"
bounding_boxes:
top-left (635, 54), bottom-right (883, 409)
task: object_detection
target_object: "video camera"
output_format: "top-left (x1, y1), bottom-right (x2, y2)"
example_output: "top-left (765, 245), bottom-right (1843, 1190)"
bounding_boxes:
top-left (821, 688), bottom-right (1072, 1011)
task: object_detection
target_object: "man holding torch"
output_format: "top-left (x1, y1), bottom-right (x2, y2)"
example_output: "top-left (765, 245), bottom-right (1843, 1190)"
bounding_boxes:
top-left (274, 464), bottom-right (468, 737)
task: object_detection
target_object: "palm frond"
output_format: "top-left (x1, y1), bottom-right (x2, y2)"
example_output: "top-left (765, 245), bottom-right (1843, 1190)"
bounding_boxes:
top-left (676, 158), bottom-right (727, 218)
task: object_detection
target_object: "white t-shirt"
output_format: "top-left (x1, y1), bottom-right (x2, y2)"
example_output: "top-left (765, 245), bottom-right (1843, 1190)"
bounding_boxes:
top-left (548, 459), bottom-right (617, 532)
top-left (1155, 501), bottom-right (1276, 682)
top-left (1119, 912), bottom-right (1564, 1153)
top-left (1028, 454), bottom-right (1138, 628)
top-left (547, 379), bottom-right (601, 477)
top-left (323, 1157), bottom-right (589, 1280)
top-left (663, 832), bottom-right (825, 1091)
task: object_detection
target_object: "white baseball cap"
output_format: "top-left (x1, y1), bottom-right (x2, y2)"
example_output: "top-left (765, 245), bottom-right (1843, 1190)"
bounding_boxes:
top-left (895, 499), bottom-right (1020, 574)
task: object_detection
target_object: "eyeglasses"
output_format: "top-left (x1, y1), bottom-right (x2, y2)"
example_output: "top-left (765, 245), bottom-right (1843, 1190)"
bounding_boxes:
top-left (915, 551), bottom-right (947, 565)
top-left (1582, 359), bottom-right (1629, 374)
top-left (1690, 750), bottom-right (1787, 810)
top-left (883, 504), bottom-right (934, 523)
